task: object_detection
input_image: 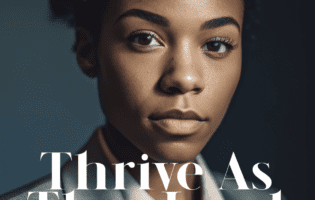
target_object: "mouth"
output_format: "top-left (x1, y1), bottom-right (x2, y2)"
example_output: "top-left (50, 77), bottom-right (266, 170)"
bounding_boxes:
top-left (148, 110), bottom-right (209, 136)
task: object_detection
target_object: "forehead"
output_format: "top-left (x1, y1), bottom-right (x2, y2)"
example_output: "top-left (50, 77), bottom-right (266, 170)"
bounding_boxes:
top-left (105, 0), bottom-right (244, 28)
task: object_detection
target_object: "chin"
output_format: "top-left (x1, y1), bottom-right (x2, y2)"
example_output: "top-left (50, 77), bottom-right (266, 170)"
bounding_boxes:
top-left (145, 141), bottom-right (204, 163)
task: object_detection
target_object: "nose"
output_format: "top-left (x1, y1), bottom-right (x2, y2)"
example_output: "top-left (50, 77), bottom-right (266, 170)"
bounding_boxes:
top-left (159, 42), bottom-right (205, 95)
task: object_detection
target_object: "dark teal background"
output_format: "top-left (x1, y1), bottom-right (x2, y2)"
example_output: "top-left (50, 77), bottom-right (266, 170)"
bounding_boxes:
top-left (0, 0), bottom-right (312, 199)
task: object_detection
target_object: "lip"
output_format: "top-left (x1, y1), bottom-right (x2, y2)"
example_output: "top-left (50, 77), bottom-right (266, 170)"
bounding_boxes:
top-left (148, 110), bottom-right (208, 135)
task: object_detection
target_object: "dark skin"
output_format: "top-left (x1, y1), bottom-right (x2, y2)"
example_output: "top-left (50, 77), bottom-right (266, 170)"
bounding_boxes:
top-left (103, 123), bottom-right (201, 199)
top-left (76, 0), bottom-right (244, 199)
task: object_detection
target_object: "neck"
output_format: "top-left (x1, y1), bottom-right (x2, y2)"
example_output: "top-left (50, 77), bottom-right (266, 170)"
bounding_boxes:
top-left (102, 122), bottom-right (201, 200)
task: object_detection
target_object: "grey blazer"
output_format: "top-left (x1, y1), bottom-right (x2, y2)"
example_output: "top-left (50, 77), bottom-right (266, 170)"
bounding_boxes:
top-left (0, 129), bottom-right (286, 200)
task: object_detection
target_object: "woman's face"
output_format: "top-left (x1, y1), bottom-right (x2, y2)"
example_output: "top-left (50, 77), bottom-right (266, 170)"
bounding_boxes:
top-left (96, 0), bottom-right (243, 162)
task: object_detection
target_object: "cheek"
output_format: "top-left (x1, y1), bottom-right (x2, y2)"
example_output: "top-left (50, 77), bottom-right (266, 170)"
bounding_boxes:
top-left (203, 51), bottom-right (242, 120)
top-left (97, 45), bottom-right (164, 119)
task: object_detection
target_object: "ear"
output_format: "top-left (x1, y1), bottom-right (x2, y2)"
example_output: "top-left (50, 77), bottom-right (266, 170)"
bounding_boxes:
top-left (76, 27), bottom-right (98, 78)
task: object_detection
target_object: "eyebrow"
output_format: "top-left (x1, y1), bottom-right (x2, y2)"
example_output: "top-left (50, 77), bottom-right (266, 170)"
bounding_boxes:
top-left (115, 9), bottom-right (170, 26)
top-left (202, 17), bottom-right (241, 32)
top-left (115, 9), bottom-right (240, 32)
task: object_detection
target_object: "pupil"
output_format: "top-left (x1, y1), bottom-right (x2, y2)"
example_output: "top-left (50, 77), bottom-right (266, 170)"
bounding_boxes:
top-left (207, 42), bottom-right (220, 51)
top-left (138, 34), bottom-right (152, 45)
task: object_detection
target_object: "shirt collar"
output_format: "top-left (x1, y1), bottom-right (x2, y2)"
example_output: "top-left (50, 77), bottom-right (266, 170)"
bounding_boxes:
top-left (119, 154), bottom-right (224, 200)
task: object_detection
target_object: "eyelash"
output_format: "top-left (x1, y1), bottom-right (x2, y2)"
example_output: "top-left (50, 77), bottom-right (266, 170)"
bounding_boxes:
top-left (127, 30), bottom-right (237, 58)
top-left (127, 30), bottom-right (163, 51)
top-left (202, 37), bottom-right (238, 59)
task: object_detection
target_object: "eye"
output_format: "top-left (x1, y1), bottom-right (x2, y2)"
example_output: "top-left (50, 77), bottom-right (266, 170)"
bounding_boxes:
top-left (202, 38), bottom-right (236, 58)
top-left (127, 31), bottom-right (162, 49)
top-left (204, 42), bottom-right (227, 53)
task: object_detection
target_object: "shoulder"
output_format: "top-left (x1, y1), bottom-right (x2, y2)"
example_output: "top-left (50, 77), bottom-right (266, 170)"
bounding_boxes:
top-left (211, 171), bottom-right (287, 200)
top-left (0, 174), bottom-right (64, 200)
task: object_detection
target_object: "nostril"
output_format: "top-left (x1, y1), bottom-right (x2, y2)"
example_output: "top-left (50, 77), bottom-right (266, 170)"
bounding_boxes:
top-left (193, 87), bottom-right (202, 94)
top-left (160, 81), bottom-right (204, 95)
top-left (167, 87), bottom-right (182, 94)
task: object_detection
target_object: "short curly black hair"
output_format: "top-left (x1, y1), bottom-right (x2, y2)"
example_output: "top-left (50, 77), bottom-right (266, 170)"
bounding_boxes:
top-left (49, 0), bottom-right (260, 52)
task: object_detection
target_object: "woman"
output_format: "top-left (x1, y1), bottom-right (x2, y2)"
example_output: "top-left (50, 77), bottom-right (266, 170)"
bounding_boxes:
top-left (1, 0), bottom-right (285, 199)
